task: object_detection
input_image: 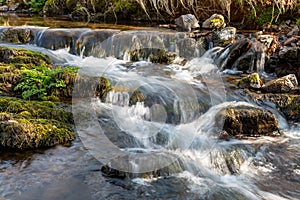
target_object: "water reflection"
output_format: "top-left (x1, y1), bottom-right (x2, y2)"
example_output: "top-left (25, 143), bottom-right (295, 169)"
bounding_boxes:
top-left (0, 13), bottom-right (156, 30)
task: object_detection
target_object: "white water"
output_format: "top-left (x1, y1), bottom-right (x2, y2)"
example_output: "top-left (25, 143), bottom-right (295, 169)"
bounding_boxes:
top-left (57, 45), bottom-right (299, 200)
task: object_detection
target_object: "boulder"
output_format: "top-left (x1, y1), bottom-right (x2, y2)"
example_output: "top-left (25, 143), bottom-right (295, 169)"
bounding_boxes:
top-left (0, 97), bottom-right (74, 149)
top-left (251, 93), bottom-right (300, 122)
top-left (202, 14), bottom-right (226, 30)
top-left (0, 28), bottom-right (33, 44)
top-left (217, 27), bottom-right (236, 46)
top-left (217, 38), bottom-right (252, 70)
top-left (217, 105), bottom-right (280, 138)
top-left (37, 29), bottom-right (76, 51)
top-left (262, 74), bottom-right (298, 93)
top-left (287, 26), bottom-right (299, 37)
top-left (175, 14), bottom-right (200, 32)
top-left (257, 34), bottom-right (279, 56)
top-left (129, 48), bottom-right (177, 64)
top-left (279, 46), bottom-right (298, 61)
top-left (237, 73), bottom-right (262, 89)
top-left (0, 5), bottom-right (8, 11)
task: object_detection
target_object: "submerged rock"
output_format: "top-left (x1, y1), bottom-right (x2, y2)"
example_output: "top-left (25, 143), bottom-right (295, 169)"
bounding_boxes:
top-left (129, 48), bottom-right (177, 64)
top-left (101, 155), bottom-right (183, 179)
top-left (175, 14), bottom-right (200, 32)
top-left (262, 74), bottom-right (298, 93)
top-left (217, 105), bottom-right (280, 138)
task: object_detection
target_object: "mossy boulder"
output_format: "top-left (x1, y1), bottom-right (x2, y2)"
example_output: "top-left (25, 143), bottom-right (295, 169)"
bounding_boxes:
top-left (0, 46), bottom-right (50, 67)
top-left (202, 14), bottom-right (226, 30)
top-left (217, 105), bottom-right (280, 138)
top-left (0, 27), bottom-right (33, 44)
top-left (251, 93), bottom-right (300, 122)
top-left (129, 48), bottom-right (177, 64)
top-left (0, 97), bottom-right (74, 149)
top-left (238, 73), bottom-right (262, 89)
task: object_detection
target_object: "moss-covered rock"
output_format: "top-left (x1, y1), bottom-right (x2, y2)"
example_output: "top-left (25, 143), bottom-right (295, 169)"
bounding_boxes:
top-left (238, 73), bottom-right (262, 89)
top-left (251, 93), bottom-right (300, 122)
top-left (129, 48), bottom-right (177, 64)
top-left (0, 97), bottom-right (74, 149)
top-left (0, 46), bottom-right (50, 67)
top-left (0, 27), bottom-right (33, 44)
top-left (202, 14), bottom-right (226, 30)
top-left (217, 105), bottom-right (280, 138)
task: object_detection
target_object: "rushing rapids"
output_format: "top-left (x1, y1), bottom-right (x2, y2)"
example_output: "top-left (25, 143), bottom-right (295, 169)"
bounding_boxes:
top-left (0, 26), bottom-right (299, 200)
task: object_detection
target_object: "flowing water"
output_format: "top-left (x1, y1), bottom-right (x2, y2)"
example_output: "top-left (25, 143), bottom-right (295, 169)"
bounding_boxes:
top-left (0, 26), bottom-right (299, 200)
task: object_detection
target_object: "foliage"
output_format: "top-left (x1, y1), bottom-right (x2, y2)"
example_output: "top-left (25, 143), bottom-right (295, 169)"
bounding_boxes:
top-left (14, 65), bottom-right (77, 100)
top-left (297, 18), bottom-right (300, 27)
top-left (136, 0), bottom-right (299, 22)
top-left (248, 6), bottom-right (282, 25)
top-left (26, 0), bottom-right (47, 12)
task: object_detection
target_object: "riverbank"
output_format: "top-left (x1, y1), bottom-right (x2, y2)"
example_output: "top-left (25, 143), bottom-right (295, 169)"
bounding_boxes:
top-left (0, 0), bottom-right (299, 29)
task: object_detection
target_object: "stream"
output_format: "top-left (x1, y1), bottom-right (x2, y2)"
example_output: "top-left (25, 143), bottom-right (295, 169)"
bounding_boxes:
top-left (0, 25), bottom-right (299, 200)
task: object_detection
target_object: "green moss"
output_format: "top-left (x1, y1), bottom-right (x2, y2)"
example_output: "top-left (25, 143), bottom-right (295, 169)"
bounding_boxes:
top-left (0, 97), bottom-right (74, 149)
top-left (0, 46), bottom-right (51, 66)
top-left (0, 97), bottom-right (73, 124)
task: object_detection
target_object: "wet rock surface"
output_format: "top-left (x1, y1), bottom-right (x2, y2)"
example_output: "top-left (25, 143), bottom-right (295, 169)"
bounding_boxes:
top-left (0, 27), bottom-right (33, 44)
top-left (262, 74), bottom-right (298, 93)
top-left (217, 105), bottom-right (280, 138)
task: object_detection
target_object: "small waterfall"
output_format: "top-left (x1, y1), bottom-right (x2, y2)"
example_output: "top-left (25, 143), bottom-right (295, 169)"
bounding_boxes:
top-left (215, 38), bottom-right (267, 74)
top-left (105, 91), bottom-right (130, 106)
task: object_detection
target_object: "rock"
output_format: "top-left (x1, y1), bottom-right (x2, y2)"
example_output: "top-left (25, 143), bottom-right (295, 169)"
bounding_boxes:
top-left (257, 34), bottom-right (279, 56)
top-left (129, 48), bottom-right (177, 64)
top-left (0, 97), bottom-right (74, 149)
top-left (279, 46), bottom-right (298, 61)
top-left (75, 29), bottom-right (118, 56)
top-left (217, 38), bottom-right (252, 70)
top-left (254, 94), bottom-right (300, 122)
top-left (217, 105), bottom-right (280, 137)
top-left (101, 154), bottom-right (183, 178)
top-left (175, 14), bottom-right (200, 32)
top-left (287, 26), bottom-right (299, 37)
top-left (0, 46), bottom-right (51, 66)
top-left (0, 28), bottom-right (33, 44)
top-left (8, 2), bottom-right (19, 11)
top-left (283, 36), bottom-right (298, 46)
top-left (37, 29), bottom-right (76, 51)
top-left (0, 5), bottom-right (8, 11)
top-left (262, 74), bottom-right (298, 93)
top-left (238, 73), bottom-right (262, 89)
top-left (226, 39), bottom-right (265, 72)
top-left (217, 27), bottom-right (236, 46)
top-left (202, 14), bottom-right (226, 30)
